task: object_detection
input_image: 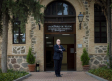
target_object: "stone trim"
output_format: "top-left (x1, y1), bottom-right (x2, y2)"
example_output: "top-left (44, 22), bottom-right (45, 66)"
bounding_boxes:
top-left (8, 54), bottom-right (27, 56)
top-left (82, 0), bottom-right (90, 52)
top-left (30, 16), bottom-right (37, 57)
top-left (89, 54), bottom-right (107, 69)
top-left (7, 55), bottom-right (29, 71)
top-left (12, 46), bottom-right (26, 54)
top-left (89, 53), bottom-right (107, 55)
top-left (85, 72), bottom-right (108, 81)
top-left (13, 73), bottom-right (31, 81)
top-left (95, 45), bottom-right (107, 54)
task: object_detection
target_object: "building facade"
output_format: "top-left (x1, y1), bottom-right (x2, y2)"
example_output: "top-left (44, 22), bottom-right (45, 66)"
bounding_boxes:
top-left (0, 0), bottom-right (112, 71)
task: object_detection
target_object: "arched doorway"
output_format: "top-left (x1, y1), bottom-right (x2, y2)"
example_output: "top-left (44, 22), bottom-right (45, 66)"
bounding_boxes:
top-left (44, 1), bottom-right (76, 71)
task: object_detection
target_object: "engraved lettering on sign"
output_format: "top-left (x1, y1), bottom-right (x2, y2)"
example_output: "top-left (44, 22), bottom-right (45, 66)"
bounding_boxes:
top-left (47, 25), bottom-right (73, 32)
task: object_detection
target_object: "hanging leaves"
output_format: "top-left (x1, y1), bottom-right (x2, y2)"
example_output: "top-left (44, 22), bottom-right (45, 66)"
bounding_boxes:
top-left (0, 0), bottom-right (45, 35)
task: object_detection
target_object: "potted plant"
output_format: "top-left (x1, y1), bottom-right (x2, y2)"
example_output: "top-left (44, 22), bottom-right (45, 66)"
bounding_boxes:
top-left (26, 47), bottom-right (36, 72)
top-left (80, 47), bottom-right (90, 71)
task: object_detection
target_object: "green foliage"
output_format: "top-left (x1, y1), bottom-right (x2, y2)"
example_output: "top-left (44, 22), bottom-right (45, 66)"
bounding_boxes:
top-left (106, 43), bottom-right (109, 56)
top-left (0, 14), bottom-right (2, 36)
top-left (80, 48), bottom-right (90, 66)
top-left (105, 43), bottom-right (112, 69)
top-left (0, 0), bottom-right (45, 35)
top-left (0, 69), bottom-right (28, 81)
top-left (26, 47), bottom-right (35, 64)
top-left (110, 4), bottom-right (112, 8)
top-left (88, 67), bottom-right (112, 80)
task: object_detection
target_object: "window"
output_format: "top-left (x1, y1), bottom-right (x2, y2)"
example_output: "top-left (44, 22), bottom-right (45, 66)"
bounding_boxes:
top-left (94, 4), bottom-right (107, 43)
top-left (44, 1), bottom-right (76, 23)
top-left (45, 1), bottom-right (75, 16)
top-left (13, 18), bottom-right (26, 44)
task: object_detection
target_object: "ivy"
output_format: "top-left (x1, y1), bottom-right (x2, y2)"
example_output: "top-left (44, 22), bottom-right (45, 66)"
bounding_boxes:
top-left (0, 0), bottom-right (45, 35)
top-left (106, 43), bottom-right (112, 69)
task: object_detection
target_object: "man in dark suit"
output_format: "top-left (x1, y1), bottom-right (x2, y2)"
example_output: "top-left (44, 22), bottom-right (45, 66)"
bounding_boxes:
top-left (53, 39), bottom-right (65, 77)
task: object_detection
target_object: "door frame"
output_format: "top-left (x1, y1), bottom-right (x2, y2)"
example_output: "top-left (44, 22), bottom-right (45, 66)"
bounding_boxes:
top-left (59, 43), bottom-right (76, 71)
top-left (44, 33), bottom-right (76, 71)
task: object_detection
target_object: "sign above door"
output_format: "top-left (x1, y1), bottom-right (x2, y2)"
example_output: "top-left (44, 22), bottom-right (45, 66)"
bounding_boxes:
top-left (47, 24), bottom-right (73, 32)
top-left (44, 23), bottom-right (76, 34)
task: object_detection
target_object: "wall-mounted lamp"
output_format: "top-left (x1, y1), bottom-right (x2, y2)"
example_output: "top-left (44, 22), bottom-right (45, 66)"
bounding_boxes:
top-left (38, 20), bottom-right (41, 30)
top-left (78, 12), bottom-right (84, 30)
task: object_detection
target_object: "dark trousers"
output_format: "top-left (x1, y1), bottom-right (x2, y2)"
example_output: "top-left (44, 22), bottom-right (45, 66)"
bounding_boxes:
top-left (54, 57), bottom-right (62, 75)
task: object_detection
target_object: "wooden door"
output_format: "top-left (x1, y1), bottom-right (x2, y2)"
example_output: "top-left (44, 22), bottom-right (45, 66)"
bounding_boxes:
top-left (67, 44), bottom-right (76, 70)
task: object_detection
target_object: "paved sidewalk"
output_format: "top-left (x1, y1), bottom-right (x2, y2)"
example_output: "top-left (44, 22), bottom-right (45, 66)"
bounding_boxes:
top-left (23, 71), bottom-right (100, 81)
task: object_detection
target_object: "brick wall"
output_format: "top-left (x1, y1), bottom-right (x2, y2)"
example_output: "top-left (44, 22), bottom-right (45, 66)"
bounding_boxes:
top-left (0, 0), bottom-right (112, 71)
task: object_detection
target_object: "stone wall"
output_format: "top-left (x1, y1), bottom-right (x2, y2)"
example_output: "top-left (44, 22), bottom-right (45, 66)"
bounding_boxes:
top-left (89, 54), bottom-right (107, 69)
top-left (89, 45), bottom-right (108, 69)
top-left (30, 16), bottom-right (37, 57)
top-left (7, 46), bottom-right (29, 71)
top-left (7, 55), bottom-right (29, 71)
top-left (12, 46), bottom-right (26, 54)
top-left (95, 45), bottom-right (107, 54)
top-left (81, 0), bottom-right (90, 52)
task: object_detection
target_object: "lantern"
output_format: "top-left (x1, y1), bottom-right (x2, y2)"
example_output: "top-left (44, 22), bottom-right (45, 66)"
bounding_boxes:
top-left (78, 12), bottom-right (84, 29)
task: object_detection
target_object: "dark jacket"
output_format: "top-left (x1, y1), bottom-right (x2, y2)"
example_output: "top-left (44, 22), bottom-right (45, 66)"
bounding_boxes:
top-left (53, 44), bottom-right (65, 60)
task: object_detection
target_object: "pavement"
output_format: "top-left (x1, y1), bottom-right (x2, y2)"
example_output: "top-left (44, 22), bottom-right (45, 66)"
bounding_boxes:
top-left (23, 71), bottom-right (100, 81)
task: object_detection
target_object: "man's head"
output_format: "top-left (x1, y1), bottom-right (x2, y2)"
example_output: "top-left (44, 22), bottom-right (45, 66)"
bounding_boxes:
top-left (56, 39), bottom-right (61, 45)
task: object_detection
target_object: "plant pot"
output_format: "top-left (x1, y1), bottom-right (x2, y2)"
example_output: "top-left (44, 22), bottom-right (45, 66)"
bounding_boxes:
top-left (83, 65), bottom-right (90, 71)
top-left (28, 64), bottom-right (36, 72)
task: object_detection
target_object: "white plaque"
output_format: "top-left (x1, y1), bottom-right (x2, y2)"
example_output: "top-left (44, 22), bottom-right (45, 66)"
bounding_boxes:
top-left (70, 48), bottom-right (74, 53)
top-left (78, 44), bottom-right (82, 48)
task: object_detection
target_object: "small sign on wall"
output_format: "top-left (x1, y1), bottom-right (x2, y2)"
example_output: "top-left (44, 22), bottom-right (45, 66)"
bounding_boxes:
top-left (70, 48), bottom-right (74, 53)
top-left (78, 44), bottom-right (82, 48)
